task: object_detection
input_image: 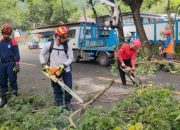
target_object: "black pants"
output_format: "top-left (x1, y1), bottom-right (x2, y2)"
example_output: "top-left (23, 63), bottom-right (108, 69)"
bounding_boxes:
top-left (0, 62), bottom-right (18, 94)
top-left (51, 71), bottom-right (72, 106)
top-left (118, 59), bottom-right (132, 85)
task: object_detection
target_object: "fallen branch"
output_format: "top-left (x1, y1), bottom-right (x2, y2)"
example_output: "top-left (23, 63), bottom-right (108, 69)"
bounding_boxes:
top-left (137, 60), bottom-right (180, 65)
top-left (32, 109), bottom-right (43, 113)
top-left (172, 60), bottom-right (180, 63)
top-left (173, 90), bottom-right (180, 95)
top-left (137, 60), bottom-right (159, 64)
top-left (96, 99), bottom-right (114, 103)
top-left (63, 80), bottom-right (115, 130)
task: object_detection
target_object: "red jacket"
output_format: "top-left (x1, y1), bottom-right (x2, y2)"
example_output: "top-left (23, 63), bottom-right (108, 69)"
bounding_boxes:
top-left (117, 43), bottom-right (136, 66)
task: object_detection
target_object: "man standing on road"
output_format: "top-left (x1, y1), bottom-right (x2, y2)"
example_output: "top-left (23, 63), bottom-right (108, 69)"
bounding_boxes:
top-left (39, 25), bottom-right (74, 110)
top-left (117, 39), bottom-right (141, 87)
top-left (0, 24), bottom-right (20, 107)
top-left (159, 29), bottom-right (174, 60)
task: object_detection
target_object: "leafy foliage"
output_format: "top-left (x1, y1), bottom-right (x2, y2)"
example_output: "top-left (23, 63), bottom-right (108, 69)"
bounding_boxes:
top-left (0, 0), bottom-right (25, 27)
top-left (175, 44), bottom-right (180, 55)
top-left (111, 43), bottom-right (180, 76)
top-left (135, 60), bottom-right (180, 75)
top-left (0, 94), bottom-right (70, 130)
top-left (0, 0), bottom-right (180, 30)
top-left (75, 86), bottom-right (180, 130)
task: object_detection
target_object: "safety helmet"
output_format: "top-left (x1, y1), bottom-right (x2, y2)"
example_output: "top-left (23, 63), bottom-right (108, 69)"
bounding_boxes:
top-left (132, 39), bottom-right (141, 49)
top-left (2, 24), bottom-right (12, 29)
top-left (55, 26), bottom-right (68, 36)
top-left (164, 29), bottom-right (172, 35)
top-left (1, 23), bottom-right (12, 35)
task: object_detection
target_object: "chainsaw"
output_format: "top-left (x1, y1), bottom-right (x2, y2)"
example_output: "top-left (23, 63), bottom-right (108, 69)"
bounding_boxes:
top-left (120, 66), bottom-right (142, 86)
top-left (42, 67), bottom-right (83, 103)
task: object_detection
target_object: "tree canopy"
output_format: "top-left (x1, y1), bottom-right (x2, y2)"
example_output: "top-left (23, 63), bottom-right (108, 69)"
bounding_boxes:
top-left (0, 0), bottom-right (179, 30)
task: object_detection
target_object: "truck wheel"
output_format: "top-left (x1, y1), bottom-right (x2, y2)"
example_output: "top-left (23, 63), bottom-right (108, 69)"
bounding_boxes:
top-left (98, 53), bottom-right (110, 67)
top-left (73, 50), bottom-right (80, 62)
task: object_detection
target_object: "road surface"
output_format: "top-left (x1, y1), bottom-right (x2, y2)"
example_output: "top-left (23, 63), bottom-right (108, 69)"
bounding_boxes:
top-left (18, 45), bottom-right (180, 104)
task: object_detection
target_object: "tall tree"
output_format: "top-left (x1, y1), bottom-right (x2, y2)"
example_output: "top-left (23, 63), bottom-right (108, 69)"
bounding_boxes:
top-left (0, 0), bottom-right (24, 27)
top-left (122, 0), bottom-right (147, 43)
top-left (88, 0), bottom-right (98, 22)
top-left (165, 0), bottom-right (180, 37)
top-left (87, 0), bottom-right (125, 42)
top-left (122, 0), bottom-right (151, 57)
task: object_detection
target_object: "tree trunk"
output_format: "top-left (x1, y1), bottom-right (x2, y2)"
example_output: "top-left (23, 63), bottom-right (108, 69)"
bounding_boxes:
top-left (130, 8), bottom-right (148, 43)
top-left (88, 0), bottom-right (98, 23)
top-left (130, 4), bottom-right (151, 58)
top-left (117, 5), bottom-right (125, 43)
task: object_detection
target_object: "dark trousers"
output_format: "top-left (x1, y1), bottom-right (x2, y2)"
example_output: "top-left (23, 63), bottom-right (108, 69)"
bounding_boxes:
top-left (163, 53), bottom-right (167, 59)
top-left (51, 71), bottom-right (72, 105)
top-left (118, 59), bottom-right (132, 85)
top-left (0, 62), bottom-right (18, 94)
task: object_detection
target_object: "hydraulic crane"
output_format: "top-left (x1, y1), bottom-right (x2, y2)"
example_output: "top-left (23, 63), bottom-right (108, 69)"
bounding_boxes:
top-left (99, 0), bottom-right (120, 26)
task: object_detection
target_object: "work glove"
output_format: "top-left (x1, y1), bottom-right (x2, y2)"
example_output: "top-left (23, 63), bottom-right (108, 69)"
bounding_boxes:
top-left (57, 64), bottom-right (66, 72)
top-left (13, 64), bottom-right (20, 73)
top-left (123, 67), bottom-right (132, 73)
top-left (131, 66), bottom-right (135, 71)
top-left (159, 47), bottom-right (164, 54)
top-left (41, 63), bottom-right (50, 72)
top-left (159, 47), bottom-right (162, 51)
top-left (121, 62), bottom-right (126, 68)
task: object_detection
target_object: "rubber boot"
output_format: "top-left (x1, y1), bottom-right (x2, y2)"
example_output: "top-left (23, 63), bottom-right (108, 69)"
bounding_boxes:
top-left (11, 91), bottom-right (18, 96)
top-left (57, 102), bottom-right (64, 107)
top-left (65, 102), bottom-right (73, 111)
top-left (0, 94), bottom-right (7, 108)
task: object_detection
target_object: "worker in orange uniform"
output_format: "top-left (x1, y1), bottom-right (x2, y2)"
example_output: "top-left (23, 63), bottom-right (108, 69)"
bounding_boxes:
top-left (160, 29), bottom-right (174, 60)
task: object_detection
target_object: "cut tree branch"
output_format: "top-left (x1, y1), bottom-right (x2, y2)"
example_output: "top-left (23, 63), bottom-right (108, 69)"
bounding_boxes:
top-left (63, 80), bottom-right (115, 130)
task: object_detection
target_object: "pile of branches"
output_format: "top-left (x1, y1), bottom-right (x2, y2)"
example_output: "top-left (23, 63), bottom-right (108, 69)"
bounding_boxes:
top-left (74, 86), bottom-right (180, 130)
top-left (0, 94), bottom-right (70, 130)
top-left (135, 60), bottom-right (180, 75)
top-left (0, 81), bottom-right (115, 130)
top-left (111, 59), bottom-right (180, 77)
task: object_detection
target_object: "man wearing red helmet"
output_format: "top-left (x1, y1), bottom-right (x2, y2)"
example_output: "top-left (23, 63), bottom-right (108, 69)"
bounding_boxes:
top-left (0, 24), bottom-right (20, 107)
top-left (160, 29), bottom-right (174, 60)
top-left (39, 25), bottom-right (74, 110)
top-left (117, 39), bottom-right (141, 87)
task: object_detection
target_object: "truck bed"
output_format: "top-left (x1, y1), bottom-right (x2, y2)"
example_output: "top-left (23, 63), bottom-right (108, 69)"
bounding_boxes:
top-left (81, 46), bottom-right (115, 51)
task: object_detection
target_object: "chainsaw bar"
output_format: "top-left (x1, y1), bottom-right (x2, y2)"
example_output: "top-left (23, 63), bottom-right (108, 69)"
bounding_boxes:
top-left (42, 71), bottom-right (83, 103)
top-left (120, 67), bottom-right (142, 86)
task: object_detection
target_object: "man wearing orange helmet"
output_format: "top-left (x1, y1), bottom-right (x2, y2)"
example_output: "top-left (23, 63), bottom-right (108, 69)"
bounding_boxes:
top-left (0, 24), bottom-right (20, 107)
top-left (117, 39), bottom-right (141, 87)
top-left (39, 25), bottom-right (74, 110)
top-left (160, 29), bottom-right (174, 60)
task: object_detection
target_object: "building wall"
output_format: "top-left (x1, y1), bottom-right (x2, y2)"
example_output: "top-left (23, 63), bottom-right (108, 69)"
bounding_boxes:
top-left (123, 20), bottom-right (180, 43)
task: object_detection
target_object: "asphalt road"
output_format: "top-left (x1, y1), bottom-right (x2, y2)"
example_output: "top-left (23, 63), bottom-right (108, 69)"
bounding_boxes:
top-left (18, 45), bottom-right (180, 101)
top-left (18, 45), bottom-right (124, 94)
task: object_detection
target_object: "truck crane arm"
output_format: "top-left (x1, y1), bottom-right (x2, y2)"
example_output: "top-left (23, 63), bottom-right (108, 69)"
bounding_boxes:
top-left (99, 0), bottom-right (120, 26)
